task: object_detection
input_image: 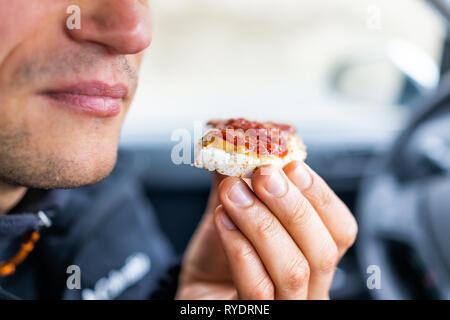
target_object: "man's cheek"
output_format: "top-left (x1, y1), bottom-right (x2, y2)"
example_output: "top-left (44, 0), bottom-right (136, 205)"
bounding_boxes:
top-left (1, 87), bottom-right (128, 148)
top-left (135, 52), bottom-right (145, 67)
top-left (0, 1), bottom-right (60, 61)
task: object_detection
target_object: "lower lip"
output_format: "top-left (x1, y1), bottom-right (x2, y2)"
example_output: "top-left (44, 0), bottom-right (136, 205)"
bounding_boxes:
top-left (42, 93), bottom-right (121, 117)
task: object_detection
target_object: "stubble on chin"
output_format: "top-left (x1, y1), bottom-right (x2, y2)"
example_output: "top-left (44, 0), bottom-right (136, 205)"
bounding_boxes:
top-left (0, 128), bottom-right (117, 190)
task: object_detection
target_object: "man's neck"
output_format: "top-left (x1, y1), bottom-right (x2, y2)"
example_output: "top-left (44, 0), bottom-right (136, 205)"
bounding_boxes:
top-left (0, 182), bottom-right (27, 215)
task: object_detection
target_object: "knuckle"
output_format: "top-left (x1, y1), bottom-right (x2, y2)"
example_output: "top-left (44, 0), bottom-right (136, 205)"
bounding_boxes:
top-left (255, 215), bottom-right (278, 239)
top-left (317, 243), bottom-right (339, 274)
top-left (233, 243), bottom-right (255, 264)
top-left (284, 258), bottom-right (310, 292)
top-left (315, 188), bottom-right (334, 210)
top-left (251, 277), bottom-right (275, 300)
top-left (341, 217), bottom-right (358, 248)
top-left (290, 196), bottom-right (310, 226)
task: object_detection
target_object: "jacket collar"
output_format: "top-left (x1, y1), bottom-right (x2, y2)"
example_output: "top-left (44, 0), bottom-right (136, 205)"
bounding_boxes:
top-left (0, 189), bottom-right (69, 241)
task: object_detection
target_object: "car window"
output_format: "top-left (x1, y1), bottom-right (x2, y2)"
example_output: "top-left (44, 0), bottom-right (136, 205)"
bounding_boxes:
top-left (121, 0), bottom-right (446, 146)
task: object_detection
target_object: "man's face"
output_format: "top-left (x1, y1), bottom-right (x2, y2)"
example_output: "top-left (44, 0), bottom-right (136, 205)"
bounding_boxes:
top-left (0, 0), bottom-right (151, 189)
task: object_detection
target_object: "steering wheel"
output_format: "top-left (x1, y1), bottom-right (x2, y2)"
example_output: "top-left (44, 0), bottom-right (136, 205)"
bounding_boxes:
top-left (356, 73), bottom-right (450, 299)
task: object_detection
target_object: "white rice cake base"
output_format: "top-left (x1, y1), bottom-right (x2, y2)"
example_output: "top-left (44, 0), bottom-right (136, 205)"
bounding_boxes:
top-left (194, 133), bottom-right (307, 178)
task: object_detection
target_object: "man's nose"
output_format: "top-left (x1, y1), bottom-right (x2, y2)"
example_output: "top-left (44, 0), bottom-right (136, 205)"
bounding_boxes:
top-left (68, 0), bottom-right (152, 54)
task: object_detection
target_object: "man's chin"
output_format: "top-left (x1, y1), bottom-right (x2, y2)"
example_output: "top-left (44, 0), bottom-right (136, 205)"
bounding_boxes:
top-left (0, 154), bottom-right (118, 190)
top-left (39, 170), bottom-right (114, 190)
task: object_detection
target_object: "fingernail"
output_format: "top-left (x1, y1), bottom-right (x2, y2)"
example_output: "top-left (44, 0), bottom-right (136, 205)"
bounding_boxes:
top-left (228, 181), bottom-right (254, 207)
top-left (221, 211), bottom-right (237, 230)
top-left (291, 163), bottom-right (312, 190)
top-left (264, 170), bottom-right (287, 196)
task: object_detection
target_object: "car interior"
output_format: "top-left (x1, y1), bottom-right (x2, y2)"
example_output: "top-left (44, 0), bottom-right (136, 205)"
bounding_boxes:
top-left (118, 0), bottom-right (450, 299)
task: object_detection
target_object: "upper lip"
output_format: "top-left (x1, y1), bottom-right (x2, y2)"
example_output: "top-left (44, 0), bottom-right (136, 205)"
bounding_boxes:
top-left (43, 81), bottom-right (129, 99)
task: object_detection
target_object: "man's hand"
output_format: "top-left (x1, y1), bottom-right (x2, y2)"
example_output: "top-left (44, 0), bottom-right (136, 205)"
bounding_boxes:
top-left (176, 161), bottom-right (358, 300)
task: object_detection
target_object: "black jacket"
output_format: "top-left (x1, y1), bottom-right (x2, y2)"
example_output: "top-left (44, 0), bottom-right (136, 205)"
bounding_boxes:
top-left (0, 153), bottom-right (179, 300)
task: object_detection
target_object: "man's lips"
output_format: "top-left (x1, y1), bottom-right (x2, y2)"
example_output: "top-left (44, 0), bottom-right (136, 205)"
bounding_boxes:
top-left (41, 82), bottom-right (129, 117)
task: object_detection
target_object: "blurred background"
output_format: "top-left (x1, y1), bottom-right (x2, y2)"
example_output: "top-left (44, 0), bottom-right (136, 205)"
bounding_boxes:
top-left (123, 0), bottom-right (444, 144)
top-left (117, 0), bottom-right (450, 299)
